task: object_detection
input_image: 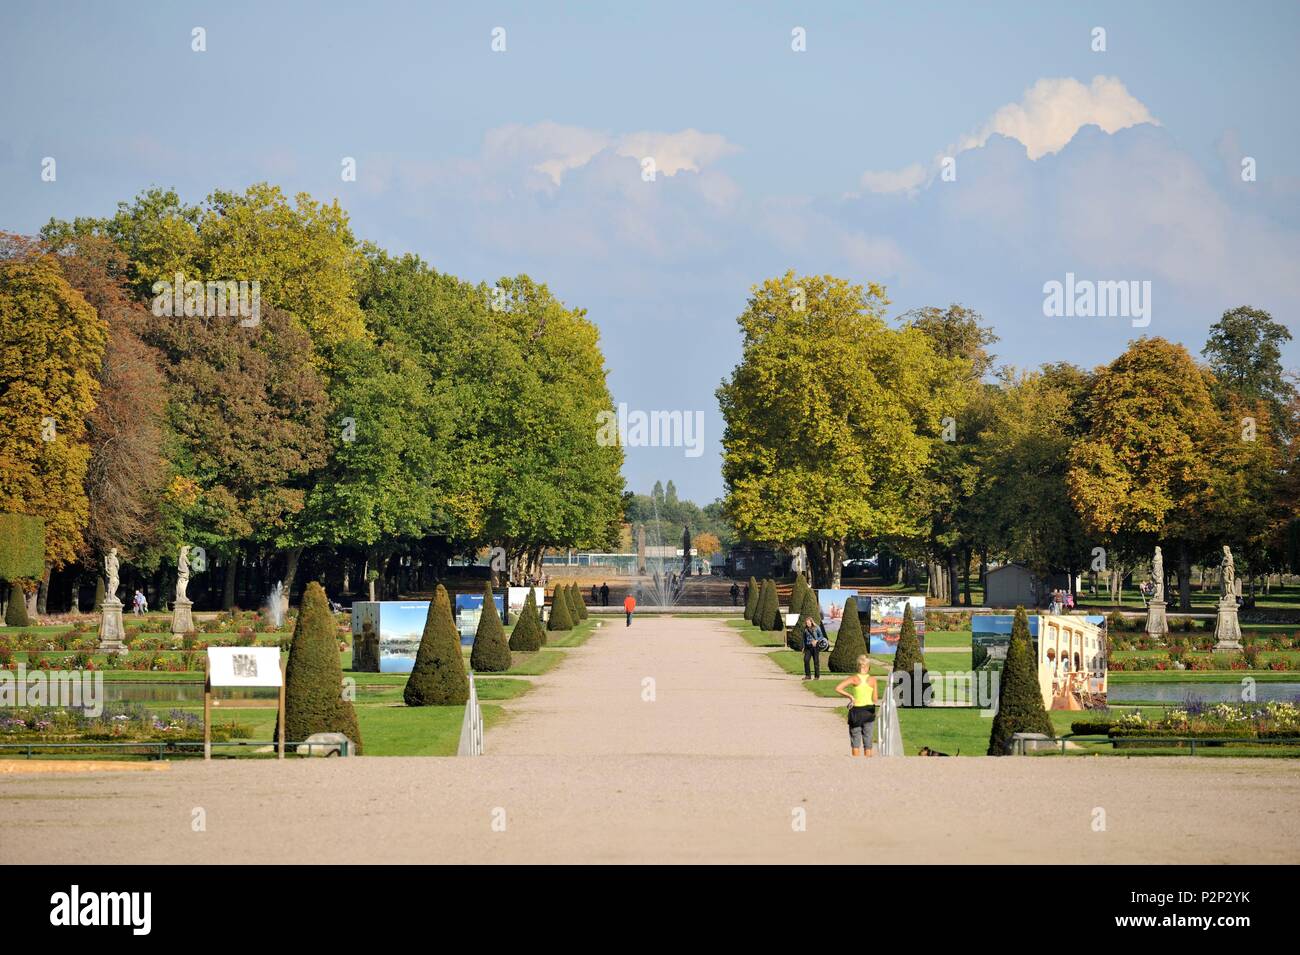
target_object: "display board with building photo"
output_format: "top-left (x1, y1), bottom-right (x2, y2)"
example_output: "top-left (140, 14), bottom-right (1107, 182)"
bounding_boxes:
top-left (862, 595), bottom-right (927, 654)
top-left (454, 592), bottom-right (507, 643)
top-left (815, 589), bottom-right (859, 632)
top-left (971, 613), bottom-right (1108, 709)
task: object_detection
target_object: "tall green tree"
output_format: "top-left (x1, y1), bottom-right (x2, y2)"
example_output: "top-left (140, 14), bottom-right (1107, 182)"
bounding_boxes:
top-left (718, 272), bottom-right (963, 586)
top-left (0, 238), bottom-right (107, 574)
top-left (1067, 338), bottom-right (1219, 611)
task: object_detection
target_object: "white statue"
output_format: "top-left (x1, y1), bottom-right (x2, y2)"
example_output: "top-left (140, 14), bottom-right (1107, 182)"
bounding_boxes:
top-left (176, 545), bottom-right (191, 602)
top-left (1150, 546), bottom-right (1164, 602)
top-left (104, 548), bottom-right (120, 600)
top-left (1220, 545), bottom-right (1236, 600)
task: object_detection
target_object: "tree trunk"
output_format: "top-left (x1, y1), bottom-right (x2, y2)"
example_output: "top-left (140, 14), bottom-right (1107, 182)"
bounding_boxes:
top-left (1177, 541), bottom-right (1192, 612)
top-left (36, 562), bottom-right (52, 614)
top-left (222, 553), bottom-right (238, 611)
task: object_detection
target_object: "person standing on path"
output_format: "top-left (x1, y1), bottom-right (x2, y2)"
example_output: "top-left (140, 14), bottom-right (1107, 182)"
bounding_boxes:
top-left (801, 616), bottom-right (826, 680)
top-left (591, 583), bottom-right (599, 605)
top-left (623, 593), bottom-right (636, 627)
top-left (600, 582), bottom-right (610, 606)
top-left (835, 655), bottom-right (878, 757)
top-left (729, 581), bottom-right (740, 606)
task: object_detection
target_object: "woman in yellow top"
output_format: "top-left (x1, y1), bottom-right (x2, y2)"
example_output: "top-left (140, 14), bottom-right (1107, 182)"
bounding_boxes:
top-left (834, 654), bottom-right (878, 757)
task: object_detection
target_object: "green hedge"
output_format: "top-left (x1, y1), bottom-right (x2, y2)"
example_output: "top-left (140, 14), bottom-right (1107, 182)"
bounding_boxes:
top-left (0, 514), bottom-right (44, 581)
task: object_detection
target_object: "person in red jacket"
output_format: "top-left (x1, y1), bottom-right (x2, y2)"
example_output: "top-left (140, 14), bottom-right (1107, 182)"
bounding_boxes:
top-left (623, 594), bottom-right (636, 627)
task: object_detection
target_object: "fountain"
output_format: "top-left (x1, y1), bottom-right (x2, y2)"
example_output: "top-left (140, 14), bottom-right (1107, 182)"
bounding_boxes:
top-left (643, 489), bottom-right (684, 607)
top-left (265, 580), bottom-right (285, 628)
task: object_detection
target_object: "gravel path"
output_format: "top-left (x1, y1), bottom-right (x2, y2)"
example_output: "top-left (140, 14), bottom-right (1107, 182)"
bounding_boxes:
top-left (2, 616), bottom-right (1297, 863)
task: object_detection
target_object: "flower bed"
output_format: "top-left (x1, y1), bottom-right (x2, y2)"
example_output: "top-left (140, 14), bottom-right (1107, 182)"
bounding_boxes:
top-left (1074, 701), bottom-right (1300, 743)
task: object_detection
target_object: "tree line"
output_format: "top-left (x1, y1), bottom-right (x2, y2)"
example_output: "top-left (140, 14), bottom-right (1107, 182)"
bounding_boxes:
top-left (0, 184), bottom-right (624, 614)
top-left (718, 272), bottom-right (1298, 609)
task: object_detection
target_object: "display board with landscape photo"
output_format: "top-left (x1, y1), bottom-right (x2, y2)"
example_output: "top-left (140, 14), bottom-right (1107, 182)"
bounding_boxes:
top-left (350, 601), bottom-right (429, 673)
top-left (455, 592), bottom-right (507, 644)
top-left (862, 595), bottom-right (927, 654)
top-left (815, 589), bottom-right (859, 633)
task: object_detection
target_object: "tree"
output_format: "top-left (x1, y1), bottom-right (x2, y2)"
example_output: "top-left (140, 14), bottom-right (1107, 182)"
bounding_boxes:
top-left (1203, 306), bottom-right (1295, 428)
top-left (547, 584), bottom-right (574, 631)
top-left (469, 583), bottom-right (511, 672)
top-left (827, 597), bottom-right (867, 673)
top-left (277, 581), bottom-right (362, 752)
top-left (52, 234), bottom-right (170, 576)
top-left (987, 606), bottom-right (1054, 754)
top-left (892, 603), bottom-right (929, 707)
top-left (0, 239), bottom-right (108, 574)
top-left (743, 575), bottom-right (759, 620)
top-left (509, 588), bottom-right (545, 651)
top-left (693, 531), bottom-right (721, 560)
top-left (143, 307), bottom-right (331, 609)
top-left (404, 584), bottom-right (469, 705)
top-left (1067, 338), bottom-right (1220, 611)
top-left (718, 272), bottom-right (963, 587)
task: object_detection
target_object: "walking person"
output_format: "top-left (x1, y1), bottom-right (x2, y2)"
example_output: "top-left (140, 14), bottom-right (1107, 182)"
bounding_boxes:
top-left (835, 654), bottom-right (878, 757)
top-left (729, 581), bottom-right (740, 606)
top-left (801, 615), bottom-right (826, 680)
top-left (623, 593), bottom-right (636, 627)
top-left (600, 581), bottom-right (610, 606)
top-left (132, 589), bottom-right (145, 615)
top-left (590, 583), bottom-right (599, 605)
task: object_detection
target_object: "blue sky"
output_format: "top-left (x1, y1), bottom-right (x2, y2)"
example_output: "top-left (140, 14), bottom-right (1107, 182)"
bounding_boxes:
top-left (3, 1), bottom-right (1298, 502)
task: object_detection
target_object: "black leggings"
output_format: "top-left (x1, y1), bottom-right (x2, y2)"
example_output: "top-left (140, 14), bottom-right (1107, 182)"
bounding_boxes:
top-left (803, 645), bottom-right (821, 678)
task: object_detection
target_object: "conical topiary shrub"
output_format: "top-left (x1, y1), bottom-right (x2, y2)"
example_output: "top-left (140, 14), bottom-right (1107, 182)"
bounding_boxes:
top-left (987, 605), bottom-right (1054, 754)
top-left (892, 602), bottom-right (929, 707)
top-left (756, 579), bottom-right (776, 631)
top-left (5, 581), bottom-right (30, 627)
top-left (548, 584), bottom-right (574, 631)
top-left (572, 583), bottom-right (589, 620)
top-left (743, 576), bottom-right (759, 621)
top-left (404, 584), bottom-right (470, 706)
top-left (788, 574), bottom-right (809, 626)
top-left (789, 587), bottom-right (821, 650)
top-left (828, 597), bottom-right (867, 672)
top-left (469, 583), bottom-right (512, 672)
top-left (769, 579), bottom-right (790, 631)
top-left (509, 588), bottom-right (545, 651)
top-left (565, 583), bottom-right (581, 622)
top-left (277, 581), bottom-right (363, 752)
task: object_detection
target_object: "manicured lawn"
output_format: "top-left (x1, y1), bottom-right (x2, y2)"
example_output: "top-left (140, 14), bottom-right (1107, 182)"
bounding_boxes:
top-left (728, 621), bottom-right (785, 647)
top-left (193, 700), bottom-right (509, 756)
top-left (543, 619), bottom-right (601, 647)
top-left (923, 630), bottom-right (971, 648)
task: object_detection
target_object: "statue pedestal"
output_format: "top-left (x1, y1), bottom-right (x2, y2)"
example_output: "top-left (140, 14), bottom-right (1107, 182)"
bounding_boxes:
top-left (171, 597), bottom-right (194, 635)
top-left (1213, 597), bottom-right (1242, 651)
top-left (1144, 599), bottom-right (1168, 640)
top-left (97, 597), bottom-right (127, 654)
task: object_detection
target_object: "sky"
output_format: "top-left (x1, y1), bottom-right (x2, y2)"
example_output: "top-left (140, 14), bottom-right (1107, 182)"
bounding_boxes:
top-left (2, 1), bottom-right (1298, 503)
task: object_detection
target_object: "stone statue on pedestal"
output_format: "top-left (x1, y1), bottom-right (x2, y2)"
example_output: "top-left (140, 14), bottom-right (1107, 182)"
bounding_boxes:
top-left (1144, 545), bottom-right (1168, 640)
top-left (1214, 545), bottom-right (1242, 650)
top-left (171, 545), bottom-right (195, 635)
top-left (97, 547), bottom-right (126, 653)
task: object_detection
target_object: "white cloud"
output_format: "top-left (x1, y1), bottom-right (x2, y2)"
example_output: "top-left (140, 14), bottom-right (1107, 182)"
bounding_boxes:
top-left (860, 75), bottom-right (1159, 193)
top-left (614, 129), bottom-right (739, 176)
top-left (956, 75), bottom-right (1158, 160)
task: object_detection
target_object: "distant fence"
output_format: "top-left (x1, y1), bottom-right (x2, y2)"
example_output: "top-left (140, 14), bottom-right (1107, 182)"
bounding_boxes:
top-left (0, 739), bottom-right (351, 759)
